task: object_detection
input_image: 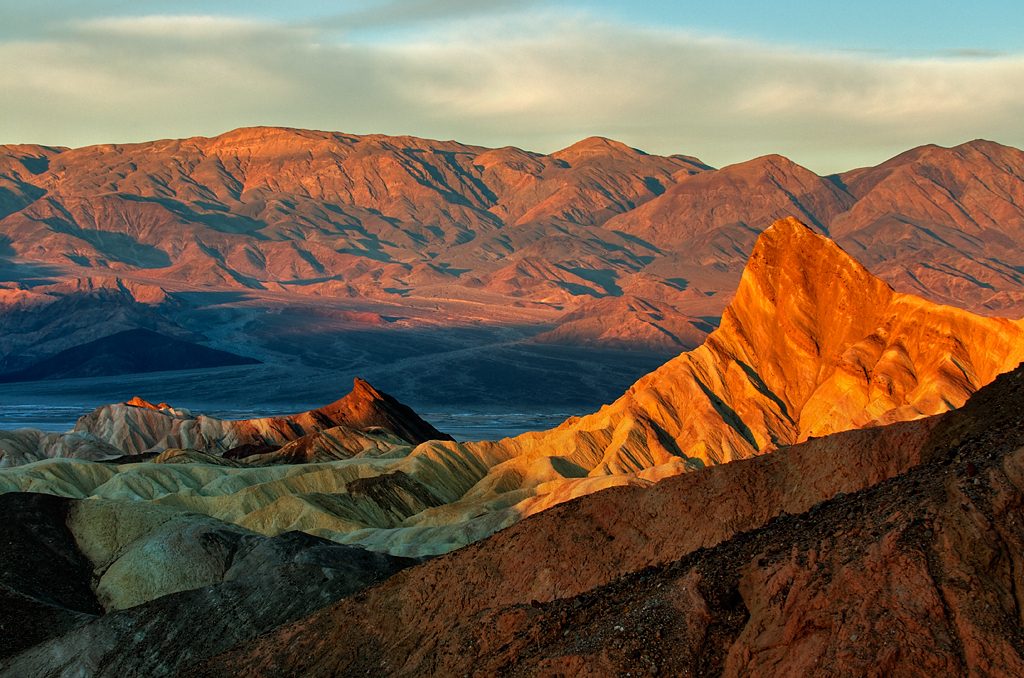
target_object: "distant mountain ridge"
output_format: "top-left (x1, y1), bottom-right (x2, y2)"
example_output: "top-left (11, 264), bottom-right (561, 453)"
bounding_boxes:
top-left (2, 128), bottom-right (1024, 357)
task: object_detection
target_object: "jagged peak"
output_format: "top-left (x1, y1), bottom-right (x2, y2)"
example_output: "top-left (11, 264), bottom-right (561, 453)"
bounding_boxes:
top-left (736, 216), bottom-right (888, 302)
top-left (312, 378), bottom-right (453, 444)
top-left (348, 377), bottom-right (384, 401)
top-left (678, 217), bottom-right (899, 420)
top-left (757, 215), bottom-right (816, 241)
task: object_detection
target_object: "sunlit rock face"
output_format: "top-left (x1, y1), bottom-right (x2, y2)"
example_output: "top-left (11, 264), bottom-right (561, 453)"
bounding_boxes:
top-left (2, 218), bottom-right (1022, 560)
top-left (187, 365), bottom-right (1024, 678)
top-left (483, 216), bottom-right (1024, 472)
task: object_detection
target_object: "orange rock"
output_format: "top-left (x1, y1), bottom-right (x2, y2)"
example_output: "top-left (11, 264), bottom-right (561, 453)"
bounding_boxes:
top-left (73, 377), bottom-right (451, 456)
top-left (191, 362), bottom-right (1024, 677)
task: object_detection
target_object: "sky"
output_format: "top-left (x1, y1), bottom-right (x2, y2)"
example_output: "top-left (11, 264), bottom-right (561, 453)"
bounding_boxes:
top-left (2, 0), bottom-right (1023, 173)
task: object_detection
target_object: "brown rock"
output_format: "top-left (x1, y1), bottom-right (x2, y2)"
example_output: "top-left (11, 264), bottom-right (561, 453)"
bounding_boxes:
top-left (191, 364), bottom-right (1024, 677)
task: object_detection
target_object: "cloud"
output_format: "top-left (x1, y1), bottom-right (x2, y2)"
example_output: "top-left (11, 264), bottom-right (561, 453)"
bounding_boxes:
top-left (312, 0), bottom-right (540, 30)
top-left (76, 15), bottom-right (277, 39)
top-left (2, 7), bottom-right (1024, 173)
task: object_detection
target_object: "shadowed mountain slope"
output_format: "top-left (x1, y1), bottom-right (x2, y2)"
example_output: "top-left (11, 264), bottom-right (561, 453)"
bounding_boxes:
top-left (0, 328), bottom-right (258, 382)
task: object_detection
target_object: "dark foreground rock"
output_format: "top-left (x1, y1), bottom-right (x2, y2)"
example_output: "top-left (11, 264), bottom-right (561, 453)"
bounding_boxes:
top-left (0, 500), bottom-right (416, 677)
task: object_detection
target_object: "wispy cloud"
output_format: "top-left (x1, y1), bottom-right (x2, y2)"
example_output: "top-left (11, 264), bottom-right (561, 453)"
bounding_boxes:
top-left (2, 6), bottom-right (1023, 173)
top-left (311, 0), bottom-right (539, 30)
top-left (76, 14), bottom-right (278, 39)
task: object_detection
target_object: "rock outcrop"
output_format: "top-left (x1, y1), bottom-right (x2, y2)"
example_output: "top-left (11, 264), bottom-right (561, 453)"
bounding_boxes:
top-left (0, 378), bottom-right (450, 467)
top-left (189, 363), bottom-right (1024, 677)
top-left (72, 376), bottom-right (451, 455)
top-left (0, 429), bottom-right (121, 467)
top-left (523, 217), bottom-right (1024, 471)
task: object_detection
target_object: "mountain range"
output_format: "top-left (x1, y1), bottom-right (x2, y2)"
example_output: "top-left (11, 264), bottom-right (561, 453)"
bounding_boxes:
top-left (3, 128), bottom-right (1024, 412)
top-left (5, 126), bottom-right (1024, 674)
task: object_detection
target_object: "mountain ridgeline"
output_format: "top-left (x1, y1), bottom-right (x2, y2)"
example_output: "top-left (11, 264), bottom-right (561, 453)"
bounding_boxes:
top-left (2, 129), bottom-right (1024, 379)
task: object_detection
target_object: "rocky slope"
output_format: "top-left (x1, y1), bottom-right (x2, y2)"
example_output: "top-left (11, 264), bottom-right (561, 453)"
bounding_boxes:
top-left (0, 127), bottom-right (701, 280)
top-left (4, 129), bottom-right (1024, 378)
top-left (187, 363), bottom-right (1024, 677)
top-left (826, 140), bottom-right (1024, 314)
top-left (0, 378), bottom-right (450, 466)
top-left (2, 219), bottom-right (1021, 559)
top-left (0, 492), bottom-right (415, 674)
top-left (73, 376), bottom-right (452, 453)
top-left (528, 217), bottom-right (1024, 466)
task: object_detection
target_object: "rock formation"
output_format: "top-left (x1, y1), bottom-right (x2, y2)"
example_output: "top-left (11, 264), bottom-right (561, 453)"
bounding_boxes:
top-left (0, 492), bottom-right (415, 674)
top-left (2, 219), bottom-right (1021, 558)
top-left (184, 364), bottom-right (1024, 677)
top-left (0, 378), bottom-right (450, 466)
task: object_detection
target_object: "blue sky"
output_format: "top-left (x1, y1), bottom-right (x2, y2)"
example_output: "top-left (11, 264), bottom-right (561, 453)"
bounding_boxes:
top-left (587, 1), bottom-right (1023, 56)
top-left (2, 0), bottom-right (1023, 172)
top-left (32, 1), bottom-right (1011, 54)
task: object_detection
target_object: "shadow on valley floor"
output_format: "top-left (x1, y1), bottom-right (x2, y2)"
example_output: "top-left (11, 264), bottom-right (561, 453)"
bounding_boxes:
top-left (0, 252), bottom-right (65, 285)
top-left (173, 290), bottom-right (259, 306)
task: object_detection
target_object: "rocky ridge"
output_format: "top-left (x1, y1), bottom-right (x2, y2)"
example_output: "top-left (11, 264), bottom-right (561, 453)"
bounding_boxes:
top-left (0, 377), bottom-right (449, 467)
top-left (188, 363), bottom-right (1024, 676)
